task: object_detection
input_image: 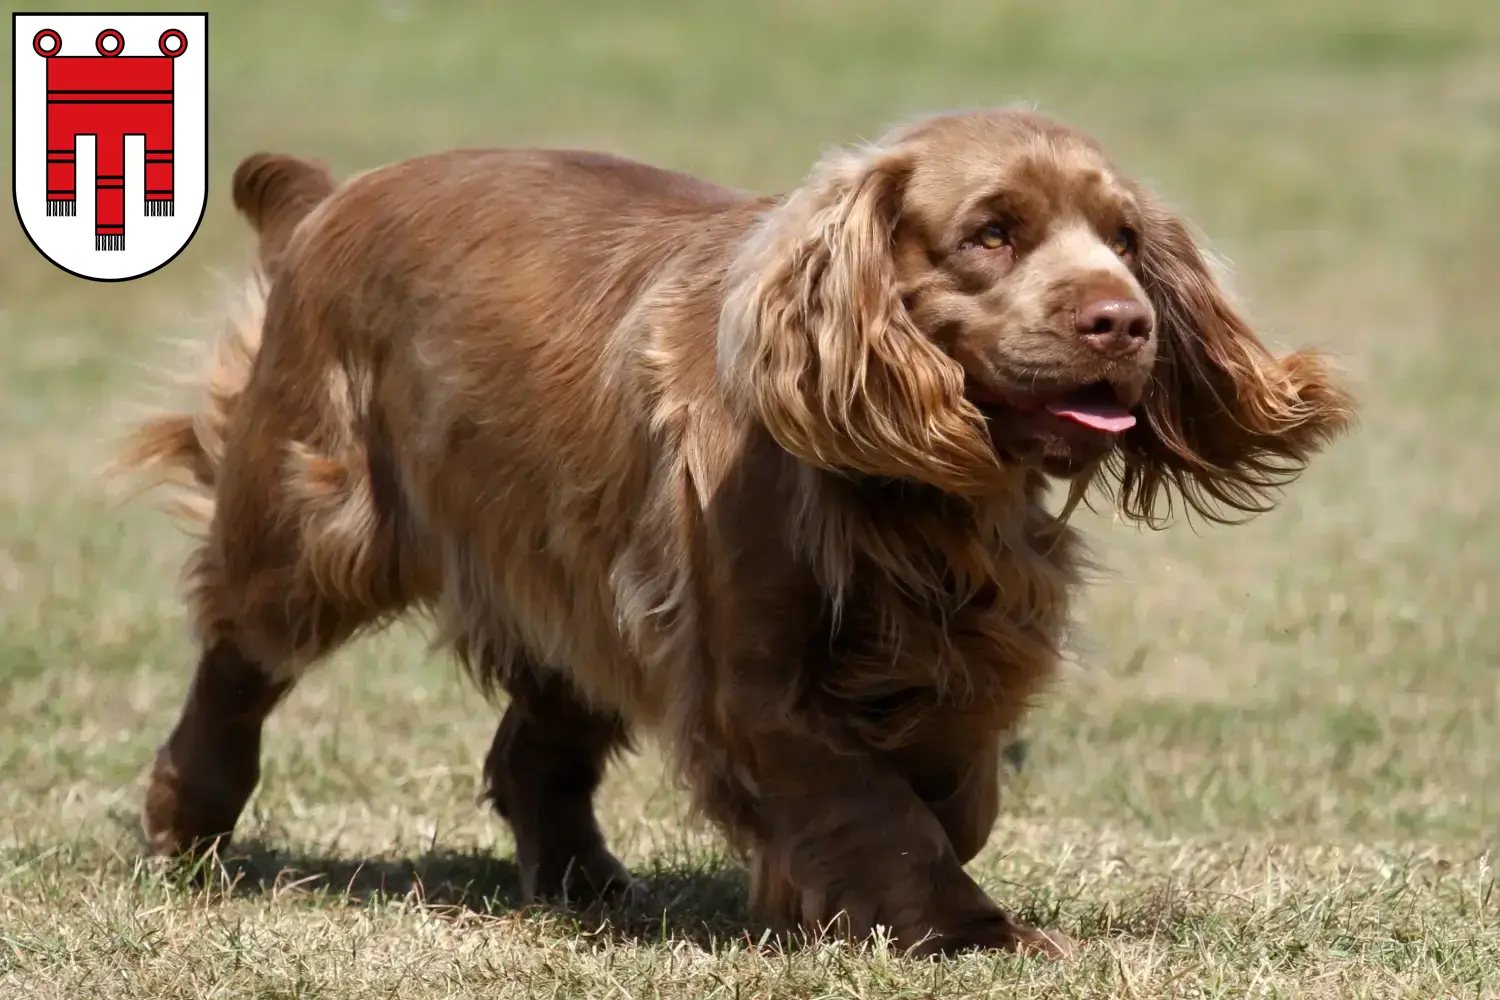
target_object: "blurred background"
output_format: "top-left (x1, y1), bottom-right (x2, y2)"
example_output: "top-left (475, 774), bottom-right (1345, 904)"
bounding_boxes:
top-left (2, 0), bottom-right (1497, 994)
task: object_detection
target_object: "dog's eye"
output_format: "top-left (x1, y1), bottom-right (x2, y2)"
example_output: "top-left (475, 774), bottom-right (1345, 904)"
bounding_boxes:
top-left (966, 221), bottom-right (1012, 251)
top-left (1109, 226), bottom-right (1138, 257)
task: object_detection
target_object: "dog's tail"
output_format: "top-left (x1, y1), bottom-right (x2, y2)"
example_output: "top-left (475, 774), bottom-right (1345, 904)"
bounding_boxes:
top-left (232, 152), bottom-right (337, 273)
top-left (115, 154), bottom-right (336, 519)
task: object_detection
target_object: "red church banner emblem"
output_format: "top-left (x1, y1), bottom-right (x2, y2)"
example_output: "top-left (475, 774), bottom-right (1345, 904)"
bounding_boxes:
top-left (13, 13), bottom-right (208, 281)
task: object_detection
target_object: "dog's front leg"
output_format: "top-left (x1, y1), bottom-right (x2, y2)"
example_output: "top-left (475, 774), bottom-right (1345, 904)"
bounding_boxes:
top-left (682, 440), bottom-right (1070, 957)
top-left (740, 720), bottom-right (1065, 957)
top-left (678, 667), bottom-right (1069, 959)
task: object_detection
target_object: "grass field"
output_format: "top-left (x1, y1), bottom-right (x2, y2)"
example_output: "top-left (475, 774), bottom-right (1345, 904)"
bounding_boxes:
top-left (3, 0), bottom-right (1499, 996)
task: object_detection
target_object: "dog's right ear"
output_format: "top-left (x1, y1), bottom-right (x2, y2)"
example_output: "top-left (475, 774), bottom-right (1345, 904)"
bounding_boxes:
top-left (1106, 190), bottom-right (1355, 525)
top-left (716, 145), bottom-right (997, 496)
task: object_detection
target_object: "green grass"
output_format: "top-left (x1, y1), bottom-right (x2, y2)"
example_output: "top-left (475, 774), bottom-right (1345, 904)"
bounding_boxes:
top-left (3, 0), bottom-right (1499, 996)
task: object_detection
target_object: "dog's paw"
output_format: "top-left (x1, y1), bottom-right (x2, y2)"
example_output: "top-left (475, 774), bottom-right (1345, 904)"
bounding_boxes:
top-left (909, 912), bottom-right (1076, 960)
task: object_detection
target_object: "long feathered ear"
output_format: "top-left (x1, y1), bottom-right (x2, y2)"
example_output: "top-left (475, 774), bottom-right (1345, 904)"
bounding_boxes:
top-left (717, 146), bottom-right (997, 495)
top-left (1109, 194), bottom-right (1356, 524)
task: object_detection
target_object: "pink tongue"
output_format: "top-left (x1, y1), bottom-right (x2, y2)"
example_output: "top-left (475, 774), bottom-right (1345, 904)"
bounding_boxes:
top-left (1044, 401), bottom-right (1137, 433)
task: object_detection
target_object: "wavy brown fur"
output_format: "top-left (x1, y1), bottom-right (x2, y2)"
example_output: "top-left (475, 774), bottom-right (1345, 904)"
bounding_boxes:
top-left (117, 107), bottom-right (1351, 959)
top-left (116, 278), bottom-right (264, 524)
top-left (1107, 197), bottom-right (1356, 524)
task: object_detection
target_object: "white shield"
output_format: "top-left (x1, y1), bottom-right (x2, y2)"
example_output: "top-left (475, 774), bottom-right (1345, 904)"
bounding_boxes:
top-left (12, 13), bottom-right (208, 282)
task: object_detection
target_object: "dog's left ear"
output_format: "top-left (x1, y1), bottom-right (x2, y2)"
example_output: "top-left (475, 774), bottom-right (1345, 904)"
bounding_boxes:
top-left (717, 145), bottom-right (996, 495)
top-left (1110, 193), bottom-right (1356, 523)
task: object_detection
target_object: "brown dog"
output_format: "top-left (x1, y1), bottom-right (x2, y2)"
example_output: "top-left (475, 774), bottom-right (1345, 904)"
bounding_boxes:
top-left (121, 107), bottom-right (1352, 957)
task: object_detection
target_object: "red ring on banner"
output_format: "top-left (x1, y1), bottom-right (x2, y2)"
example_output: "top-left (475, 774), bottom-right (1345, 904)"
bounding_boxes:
top-left (96, 29), bottom-right (125, 56)
top-left (159, 29), bottom-right (187, 57)
top-left (33, 29), bottom-right (61, 58)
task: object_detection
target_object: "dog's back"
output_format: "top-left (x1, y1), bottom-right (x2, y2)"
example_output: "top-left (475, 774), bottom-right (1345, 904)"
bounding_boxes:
top-left (124, 147), bottom-right (768, 736)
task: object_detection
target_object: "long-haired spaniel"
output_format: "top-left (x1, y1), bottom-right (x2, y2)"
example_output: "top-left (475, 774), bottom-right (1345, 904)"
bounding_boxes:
top-left (121, 107), bottom-right (1352, 957)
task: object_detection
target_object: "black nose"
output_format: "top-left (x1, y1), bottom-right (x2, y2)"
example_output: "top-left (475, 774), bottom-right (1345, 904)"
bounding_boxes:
top-left (1076, 298), bottom-right (1153, 357)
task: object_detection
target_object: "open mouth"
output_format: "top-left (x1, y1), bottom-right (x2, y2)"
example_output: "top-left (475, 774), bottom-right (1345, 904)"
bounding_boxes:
top-left (968, 379), bottom-right (1137, 435)
top-left (1037, 381), bottom-right (1137, 433)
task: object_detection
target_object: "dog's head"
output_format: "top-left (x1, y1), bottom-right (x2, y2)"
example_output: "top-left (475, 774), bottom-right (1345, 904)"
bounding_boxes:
top-left (718, 107), bottom-right (1353, 521)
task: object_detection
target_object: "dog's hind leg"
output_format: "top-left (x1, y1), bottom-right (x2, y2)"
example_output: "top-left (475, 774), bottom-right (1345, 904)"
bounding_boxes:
top-left (142, 442), bottom-right (420, 859)
top-left (142, 453), bottom-right (414, 859)
top-left (137, 326), bottom-right (423, 860)
top-left (479, 651), bottom-right (633, 904)
top-left (141, 633), bottom-right (294, 861)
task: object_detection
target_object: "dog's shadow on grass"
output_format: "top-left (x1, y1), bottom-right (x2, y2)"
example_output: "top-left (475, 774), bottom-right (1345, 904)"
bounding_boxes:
top-left (211, 841), bottom-right (761, 950)
top-left (203, 843), bottom-right (1196, 953)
